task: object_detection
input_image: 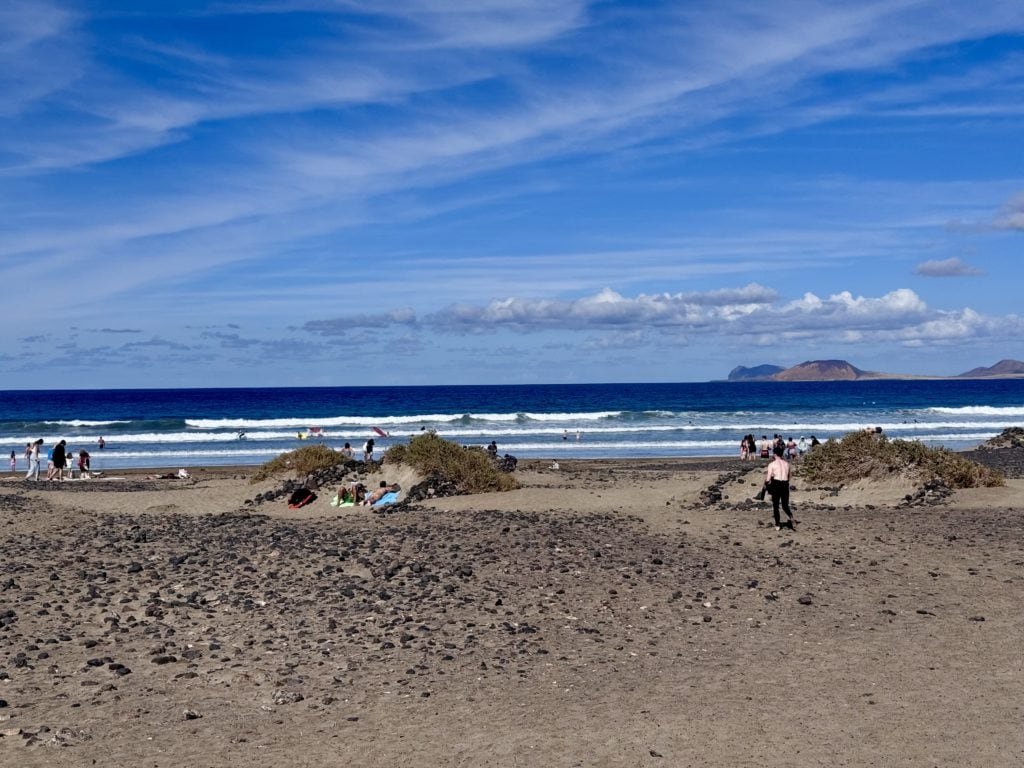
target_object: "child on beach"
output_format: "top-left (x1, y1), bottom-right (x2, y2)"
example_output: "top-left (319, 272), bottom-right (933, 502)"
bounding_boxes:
top-left (9, 451), bottom-right (15, 473)
top-left (78, 449), bottom-right (91, 478)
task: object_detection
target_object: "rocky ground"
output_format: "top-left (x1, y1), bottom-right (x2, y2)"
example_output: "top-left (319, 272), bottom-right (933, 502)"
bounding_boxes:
top-left (1, 457), bottom-right (1022, 766)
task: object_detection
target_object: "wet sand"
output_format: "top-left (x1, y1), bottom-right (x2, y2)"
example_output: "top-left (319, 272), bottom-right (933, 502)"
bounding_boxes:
top-left (1, 454), bottom-right (1023, 766)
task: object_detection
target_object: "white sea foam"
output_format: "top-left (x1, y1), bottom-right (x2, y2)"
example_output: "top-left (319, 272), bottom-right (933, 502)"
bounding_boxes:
top-left (184, 411), bottom-right (626, 429)
top-left (36, 420), bottom-right (133, 427)
top-left (927, 406), bottom-right (1024, 417)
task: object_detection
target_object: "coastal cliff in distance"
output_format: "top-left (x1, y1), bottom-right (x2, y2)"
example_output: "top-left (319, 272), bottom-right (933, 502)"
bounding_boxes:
top-left (772, 360), bottom-right (870, 381)
top-left (725, 358), bottom-right (1024, 381)
top-left (726, 360), bottom-right (874, 381)
top-left (957, 359), bottom-right (1024, 378)
top-left (727, 364), bottom-right (786, 381)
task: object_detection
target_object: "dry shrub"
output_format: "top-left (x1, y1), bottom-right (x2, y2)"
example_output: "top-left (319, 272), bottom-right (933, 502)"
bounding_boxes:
top-left (385, 432), bottom-right (517, 493)
top-left (251, 444), bottom-right (345, 483)
top-left (799, 430), bottom-right (1004, 489)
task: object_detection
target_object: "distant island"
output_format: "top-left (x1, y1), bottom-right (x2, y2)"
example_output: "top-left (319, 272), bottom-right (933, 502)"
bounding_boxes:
top-left (725, 358), bottom-right (1024, 382)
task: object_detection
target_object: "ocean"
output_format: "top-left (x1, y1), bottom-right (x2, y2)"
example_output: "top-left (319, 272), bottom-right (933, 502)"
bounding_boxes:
top-left (2, 380), bottom-right (1023, 471)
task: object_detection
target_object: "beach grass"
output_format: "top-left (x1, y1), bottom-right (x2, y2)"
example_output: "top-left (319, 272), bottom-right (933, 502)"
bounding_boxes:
top-left (250, 443), bottom-right (346, 483)
top-left (800, 430), bottom-right (1005, 488)
top-left (385, 432), bottom-right (517, 493)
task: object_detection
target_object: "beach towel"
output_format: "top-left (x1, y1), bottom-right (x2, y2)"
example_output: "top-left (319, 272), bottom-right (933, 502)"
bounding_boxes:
top-left (329, 494), bottom-right (355, 508)
top-left (372, 491), bottom-right (400, 507)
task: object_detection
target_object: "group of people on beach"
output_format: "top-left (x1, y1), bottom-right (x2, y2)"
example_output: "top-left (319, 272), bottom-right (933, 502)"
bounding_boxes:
top-left (18, 438), bottom-right (94, 481)
top-left (332, 480), bottom-right (401, 507)
top-left (739, 433), bottom-right (819, 461)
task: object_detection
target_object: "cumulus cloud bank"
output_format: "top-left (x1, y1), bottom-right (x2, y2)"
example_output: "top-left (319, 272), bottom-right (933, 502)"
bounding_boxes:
top-left (304, 284), bottom-right (1021, 345)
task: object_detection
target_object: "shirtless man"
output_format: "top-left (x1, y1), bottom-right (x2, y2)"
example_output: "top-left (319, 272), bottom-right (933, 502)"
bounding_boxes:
top-left (765, 445), bottom-right (794, 531)
top-left (363, 481), bottom-right (399, 506)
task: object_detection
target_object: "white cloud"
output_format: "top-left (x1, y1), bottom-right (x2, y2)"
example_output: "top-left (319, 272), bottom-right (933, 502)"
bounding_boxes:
top-left (994, 193), bottom-right (1024, 230)
top-left (418, 283), bottom-right (776, 331)
top-left (914, 257), bottom-right (984, 277)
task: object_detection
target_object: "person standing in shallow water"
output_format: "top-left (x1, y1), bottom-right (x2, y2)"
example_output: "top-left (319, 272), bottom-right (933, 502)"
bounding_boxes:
top-left (765, 444), bottom-right (794, 531)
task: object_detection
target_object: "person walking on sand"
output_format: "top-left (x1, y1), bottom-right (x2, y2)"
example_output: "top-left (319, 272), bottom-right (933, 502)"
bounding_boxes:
top-left (363, 438), bottom-right (375, 463)
top-left (9, 451), bottom-right (16, 473)
top-left (765, 444), bottom-right (794, 531)
top-left (25, 439), bottom-right (42, 481)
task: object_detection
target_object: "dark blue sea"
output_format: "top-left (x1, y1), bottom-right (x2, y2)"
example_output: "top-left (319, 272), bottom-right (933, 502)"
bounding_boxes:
top-left (2, 380), bottom-right (1023, 471)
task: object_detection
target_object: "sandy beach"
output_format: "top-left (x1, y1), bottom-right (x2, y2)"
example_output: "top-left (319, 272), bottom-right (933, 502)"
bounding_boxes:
top-left (1, 454), bottom-right (1023, 767)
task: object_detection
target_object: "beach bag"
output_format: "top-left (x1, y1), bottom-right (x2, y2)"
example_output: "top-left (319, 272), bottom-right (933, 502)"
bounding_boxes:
top-left (287, 488), bottom-right (317, 508)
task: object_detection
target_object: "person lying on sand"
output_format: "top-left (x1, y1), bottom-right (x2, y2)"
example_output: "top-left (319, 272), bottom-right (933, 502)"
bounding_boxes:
top-left (363, 481), bottom-right (400, 506)
top-left (333, 483), bottom-right (365, 505)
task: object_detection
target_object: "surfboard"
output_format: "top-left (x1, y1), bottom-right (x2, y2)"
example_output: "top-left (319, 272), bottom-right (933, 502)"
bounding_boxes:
top-left (372, 426), bottom-right (388, 437)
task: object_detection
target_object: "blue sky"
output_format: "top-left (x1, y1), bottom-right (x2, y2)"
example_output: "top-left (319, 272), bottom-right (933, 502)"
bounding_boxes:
top-left (2, 0), bottom-right (1023, 388)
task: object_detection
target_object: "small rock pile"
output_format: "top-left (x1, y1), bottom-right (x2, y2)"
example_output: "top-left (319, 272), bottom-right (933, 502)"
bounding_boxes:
top-left (898, 478), bottom-right (953, 508)
top-left (698, 469), bottom-right (749, 506)
top-left (245, 460), bottom-right (361, 506)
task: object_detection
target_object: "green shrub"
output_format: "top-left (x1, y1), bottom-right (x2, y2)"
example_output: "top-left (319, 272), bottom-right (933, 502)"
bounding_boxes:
top-left (799, 430), bottom-right (1004, 489)
top-left (385, 432), bottom-right (517, 493)
top-left (251, 444), bottom-right (345, 483)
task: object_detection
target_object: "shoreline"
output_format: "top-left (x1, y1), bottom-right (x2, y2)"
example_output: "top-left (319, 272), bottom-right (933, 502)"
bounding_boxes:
top-left (2, 443), bottom-right (1015, 483)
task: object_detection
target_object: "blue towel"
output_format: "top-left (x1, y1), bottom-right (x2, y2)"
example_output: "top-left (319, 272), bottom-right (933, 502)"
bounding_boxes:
top-left (372, 491), bottom-right (400, 507)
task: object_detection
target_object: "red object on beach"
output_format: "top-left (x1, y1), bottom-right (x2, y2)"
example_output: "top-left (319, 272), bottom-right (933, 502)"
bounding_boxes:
top-left (372, 426), bottom-right (388, 437)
